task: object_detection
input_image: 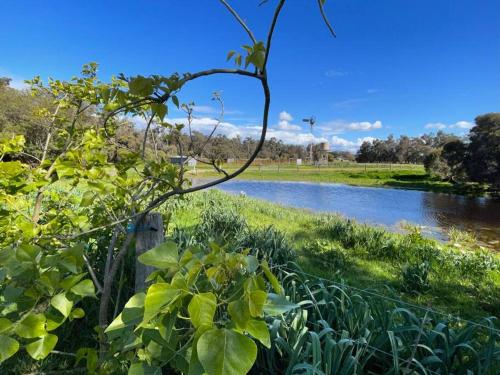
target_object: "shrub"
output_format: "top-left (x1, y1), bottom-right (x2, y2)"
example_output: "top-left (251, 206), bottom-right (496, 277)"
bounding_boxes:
top-left (195, 204), bottom-right (247, 244)
top-left (302, 239), bottom-right (349, 271)
top-left (236, 226), bottom-right (295, 267)
top-left (400, 261), bottom-right (431, 294)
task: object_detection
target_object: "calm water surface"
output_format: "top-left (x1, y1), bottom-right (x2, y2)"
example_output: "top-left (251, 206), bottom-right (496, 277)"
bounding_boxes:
top-left (215, 180), bottom-right (500, 248)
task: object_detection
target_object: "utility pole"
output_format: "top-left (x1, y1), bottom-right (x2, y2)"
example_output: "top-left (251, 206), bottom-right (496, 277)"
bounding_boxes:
top-left (302, 116), bottom-right (316, 164)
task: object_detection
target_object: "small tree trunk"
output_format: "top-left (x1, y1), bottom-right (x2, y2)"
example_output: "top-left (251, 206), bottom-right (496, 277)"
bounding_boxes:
top-left (135, 212), bottom-right (164, 292)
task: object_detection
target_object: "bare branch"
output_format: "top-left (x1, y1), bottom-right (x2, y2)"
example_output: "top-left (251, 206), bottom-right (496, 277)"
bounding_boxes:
top-left (141, 112), bottom-right (156, 159)
top-left (263, 0), bottom-right (286, 69)
top-left (317, 0), bottom-right (337, 37)
top-left (83, 254), bottom-right (103, 294)
top-left (219, 0), bottom-right (258, 44)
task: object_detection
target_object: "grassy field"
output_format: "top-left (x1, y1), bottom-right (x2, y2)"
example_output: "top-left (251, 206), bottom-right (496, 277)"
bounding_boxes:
top-left (169, 190), bottom-right (500, 320)
top-left (188, 162), bottom-right (467, 193)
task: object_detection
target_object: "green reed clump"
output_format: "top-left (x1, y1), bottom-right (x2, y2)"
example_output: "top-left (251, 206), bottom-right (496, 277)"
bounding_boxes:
top-left (302, 239), bottom-right (350, 272)
top-left (194, 204), bottom-right (248, 243)
top-left (254, 267), bottom-right (500, 375)
top-left (400, 261), bottom-right (431, 294)
top-left (235, 226), bottom-right (296, 267)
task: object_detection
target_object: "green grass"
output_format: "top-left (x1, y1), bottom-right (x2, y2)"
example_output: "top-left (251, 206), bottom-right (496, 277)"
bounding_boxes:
top-left (169, 190), bottom-right (500, 320)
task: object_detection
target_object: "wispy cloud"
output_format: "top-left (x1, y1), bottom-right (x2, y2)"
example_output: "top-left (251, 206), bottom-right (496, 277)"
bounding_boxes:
top-left (333, 98), bottom-right (367, 111)
top-left (325, 69), bottom-right (348, 78)
top-left (424, 120), bottom-right (473, 130)
top-left (0, 67), bottom-right (28, 90)
top-left (134, 110), bottom-right (379, 150)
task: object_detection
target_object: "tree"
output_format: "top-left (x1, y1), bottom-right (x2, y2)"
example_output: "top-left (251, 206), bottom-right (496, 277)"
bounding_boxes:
top-left (0, 1), bottom-right (336, 374)
top-left (466, 113), bottom-right (500, 186)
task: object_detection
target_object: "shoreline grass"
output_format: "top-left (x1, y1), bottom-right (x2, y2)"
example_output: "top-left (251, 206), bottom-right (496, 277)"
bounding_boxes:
top-left (168, 190), bottom-right (500, 320)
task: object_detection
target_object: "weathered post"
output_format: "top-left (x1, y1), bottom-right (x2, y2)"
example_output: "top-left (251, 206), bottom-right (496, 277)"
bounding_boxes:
top-left (135, 212), bottom-right (164, 292)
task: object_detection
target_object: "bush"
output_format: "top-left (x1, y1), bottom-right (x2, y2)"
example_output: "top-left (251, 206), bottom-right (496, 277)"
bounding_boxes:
top-left (400, 261), bottom-right (431, 294)
top-left (236, 226), bottom-right (295, 267)
top-left (302, 239), bottom-right (349, 271)
top-left (195, 204), bottom-right (247, 243)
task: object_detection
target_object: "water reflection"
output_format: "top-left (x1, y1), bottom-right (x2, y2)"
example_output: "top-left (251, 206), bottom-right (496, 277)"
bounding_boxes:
top-left (214, 180), bottom-right (500, 249)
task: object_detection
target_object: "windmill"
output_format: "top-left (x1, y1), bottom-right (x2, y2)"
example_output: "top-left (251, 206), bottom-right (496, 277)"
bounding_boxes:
top-left (302, 116), bottom-right (316, 164)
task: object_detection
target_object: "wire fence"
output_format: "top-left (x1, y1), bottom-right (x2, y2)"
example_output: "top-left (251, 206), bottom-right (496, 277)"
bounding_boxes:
top-left (279, 265), bottom-right (499, 333)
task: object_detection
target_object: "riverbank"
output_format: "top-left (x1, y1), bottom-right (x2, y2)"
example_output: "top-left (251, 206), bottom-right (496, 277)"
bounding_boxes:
top-left (189, 163), bottom-right (490, 195)
top-left (169, 190), bottom-right (500, 320)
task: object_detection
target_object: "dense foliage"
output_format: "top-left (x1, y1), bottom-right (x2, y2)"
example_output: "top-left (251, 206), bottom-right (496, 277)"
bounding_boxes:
top-left (168, 194), bottom-right (500, 374)
top-left (423, 114), bottom-right (500, 188)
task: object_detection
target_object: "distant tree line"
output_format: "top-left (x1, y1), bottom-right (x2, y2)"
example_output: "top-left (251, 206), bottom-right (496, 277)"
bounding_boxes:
top-left (355, 133), bottom-right (461, 164)
top-left (1, 79), bottom-right (498, 186)
top-left (423, 114), bottom-right (500, 187)
top-left (355, 114), bottom-right (500, 187)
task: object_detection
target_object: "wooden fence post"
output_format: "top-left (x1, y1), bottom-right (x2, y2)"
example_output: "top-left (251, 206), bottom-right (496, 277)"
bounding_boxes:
top-left (135, 212), bottom-right (164, 292)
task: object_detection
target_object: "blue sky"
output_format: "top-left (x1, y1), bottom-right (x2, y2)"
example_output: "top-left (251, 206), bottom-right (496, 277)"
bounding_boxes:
top-left (1, 0), bottom-right (499, 152)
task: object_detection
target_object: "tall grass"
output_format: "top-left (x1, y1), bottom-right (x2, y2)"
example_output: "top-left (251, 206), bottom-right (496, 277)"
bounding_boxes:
top-left (255, 267), bottom-right (500, 374)
top-left (166, 194), bottom-right (500, 374)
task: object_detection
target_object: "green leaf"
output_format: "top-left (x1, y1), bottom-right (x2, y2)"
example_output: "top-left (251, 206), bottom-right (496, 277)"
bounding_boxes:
top-left (129, 76), bottom-right (154, 96)
top-left (26, 334), bottom-right (58, 360)
top-left (263, 293), bottom-right (298, 315)
top-left (248, 290), bottom-right (267, 317)
top-left (228, 300), bottom-right (250, 329)
top-left (0, 335), bottom-right (19, 363)
top-left (138, 241), bottom-right (178, 269)
top-left (235, 55), bottom-right (242, 66)
top-left (51, 293), bottom-right (74, 318)
top-left (0, 318), bottom-right (13, 334)
top-left (245, 320), bottom-right (270, 348)
top-left (226, 51), bottom-right (236, 61)
top-left (70, 308), bottom-right (85, 319)
top-left (142, 283), bottom-right (180, 323)
top-left (128, 362), bottom-right (162, 375)
top-left (171, 95), bottom-right (180, 108)
top-left (76, 348), bottom-right (98, 374)
top-left (188, 292), bottom-right (217, 329)
top-left (261, 261), bottom-right (283, 295)
top-left (15, 313), bottom-right (46, 338)
top-left (60, 273), bottom-right (86, 290)
top-left (197, 328), bottom-right (257, 375)
top-left (71, 279), bottom-right (95, 297)
top-left (151, 103), bottom-right (168, 121)
top-left (106, 293), bottom-right (145, 337)
top-left (80, 191), bottom-right (94, 207)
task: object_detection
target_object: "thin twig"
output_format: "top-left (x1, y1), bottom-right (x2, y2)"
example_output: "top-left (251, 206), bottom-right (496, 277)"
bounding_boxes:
top-left (317, 0), bottom-right (337, 37)
top-left (263, 0), bottom-right (286, 69)
top-left (83, 254), bottom-right (103, 294)
top-left (219, 0), bottom-right (258, 44)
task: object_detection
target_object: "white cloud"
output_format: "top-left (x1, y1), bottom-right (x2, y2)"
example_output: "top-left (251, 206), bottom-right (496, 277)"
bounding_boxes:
top-left (277, 121), bottom-right (302, 131)
top-left (425, 122), bottom-right (447, 130)
top-left (279, 111), bottom-right (293, 122)
top-left (0, 67), bottom-right (29, 90)
top-left (325, 69), bottom-right (347, 78)
top-left (347, 120), bottom-right (382, 131)
top-left (450, 121), bottom-right (473, 129)
top-left (193, 105), bottom-right (216, 114)
top-left (319, 120), bottom-right (383, 135)
top-left (135, 110), bottom-right (376, 149)
top-left (330, 136), bottom-right (377, 153)
top-left (425, 120), bottom-right (473, 130)
top-left (276, 110), bottom-right (302, 131)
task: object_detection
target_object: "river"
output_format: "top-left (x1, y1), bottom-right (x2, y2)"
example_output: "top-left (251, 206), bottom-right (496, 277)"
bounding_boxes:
top-left (214, 180), bottom-right (500, 249)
